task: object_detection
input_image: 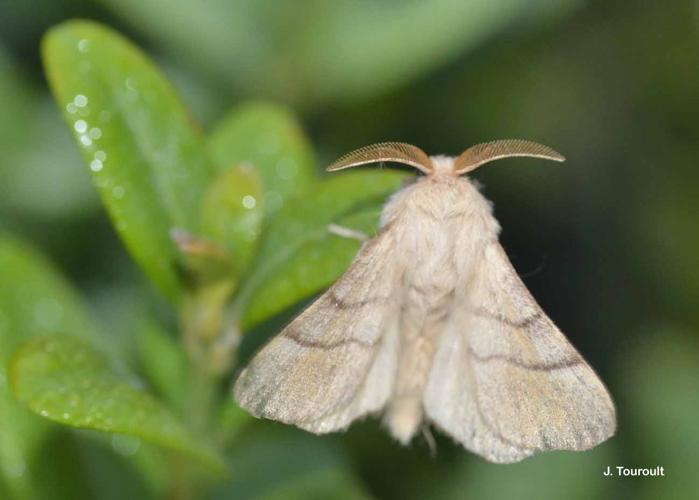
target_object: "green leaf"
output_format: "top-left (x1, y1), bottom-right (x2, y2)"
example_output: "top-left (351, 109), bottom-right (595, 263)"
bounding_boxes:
top-left (100, 0), bottom-right (576, 105)
top-left (208, 102), bottom-right (316, 218)
top-left (62, 433), bottom-right (159, 500)
top-left (239, 170), bottom-right (407, 329)
top-left (212, 426), bottom-right (371, 500)
top-left (9, 335), bottom-right (225, 474)
top-left (295, 0), bottom-right (537, 104)
top-left (0, 236), bottom-right (96, 499)
top-left (136, 321), bottom-right (189, 416)
top-left (0, 387), bottom-right (47, 500)
top-left (0, 46), bottom-right (32, 151)
top-left (0, 236), bottom-right (95, 358)
top-left (216, 400), bottom-right (252, 445)
top-left (42, 20), bottom-right (215, 299)
top-left (0, 44), bottom-right (98, 221)
top-left (243, 208), bottom-right (381, 330)
top-left (429, 446), bottom-right (614, 500)
top-left (621, 328), bottom-right (699, 499)
top-left (200, 164), bottom-right (264, 274)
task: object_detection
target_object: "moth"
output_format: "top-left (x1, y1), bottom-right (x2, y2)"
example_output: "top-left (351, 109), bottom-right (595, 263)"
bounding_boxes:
top-left (234, 140), bottom-right (616, 463)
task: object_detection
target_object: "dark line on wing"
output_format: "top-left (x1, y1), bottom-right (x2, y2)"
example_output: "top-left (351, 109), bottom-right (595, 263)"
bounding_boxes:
top-left (474, 307), bottom-right (542, 329)
top-left (467, 346), bottom-right (583, 371)
top-left (283, 328), bottom-right (378, 350)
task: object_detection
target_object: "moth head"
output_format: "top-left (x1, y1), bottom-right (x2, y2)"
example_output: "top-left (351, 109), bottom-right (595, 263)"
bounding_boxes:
top-left (326, 140), bottom-right (565, 176)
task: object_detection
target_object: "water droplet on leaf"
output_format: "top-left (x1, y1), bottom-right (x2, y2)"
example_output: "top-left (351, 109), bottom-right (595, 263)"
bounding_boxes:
top-left (242, 195), bottom-right (257, 209)
top-left (74, 120), bottom-right (87, 133)
top-left (111, 435), bottom-right (141, 456)
top-left (74, 95), bottom-right (88, 107)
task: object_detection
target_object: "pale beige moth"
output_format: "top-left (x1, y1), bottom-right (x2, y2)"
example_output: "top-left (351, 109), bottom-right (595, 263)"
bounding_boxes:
top-left (234, 140), bottom-right (616, 463)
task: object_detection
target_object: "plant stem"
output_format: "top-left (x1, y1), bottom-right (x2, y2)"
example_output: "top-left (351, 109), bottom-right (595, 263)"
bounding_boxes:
top-left (188, 351), bottom-right (218, 434)
top-left (165, 454), bottom-right (195, 500)
top-left (170, 283), bottom-right (235, 499)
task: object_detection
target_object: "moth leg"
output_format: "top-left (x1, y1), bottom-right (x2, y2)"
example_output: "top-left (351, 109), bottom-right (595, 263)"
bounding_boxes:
top-left (327, 223), bottom-right (369, 242)
top-left (421, 424), bottom-right (438, 457)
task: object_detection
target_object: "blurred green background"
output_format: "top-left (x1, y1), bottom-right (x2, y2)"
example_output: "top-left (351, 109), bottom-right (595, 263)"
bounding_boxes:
top-left (1, 0), bottom-right (699, 499)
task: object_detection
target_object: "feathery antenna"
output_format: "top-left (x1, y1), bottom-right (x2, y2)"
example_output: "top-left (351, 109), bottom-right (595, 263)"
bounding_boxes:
top-left (454, 140), bottom-right (565, 174)
top-left (327, 142), bottom-right (433, 174)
